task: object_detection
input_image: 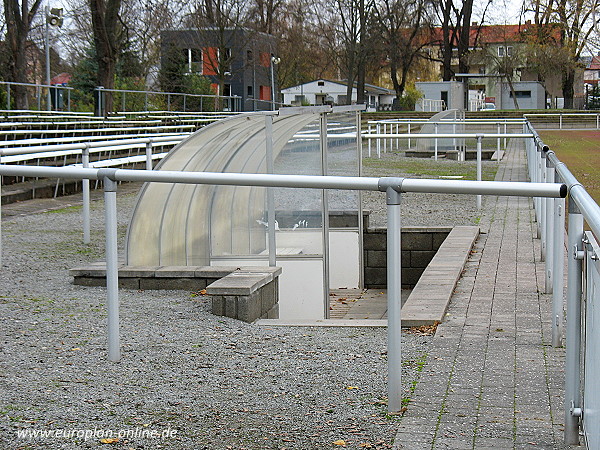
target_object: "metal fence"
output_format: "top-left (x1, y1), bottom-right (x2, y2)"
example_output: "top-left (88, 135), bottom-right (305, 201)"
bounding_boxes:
top-left (0, 107), bottom-right (566, 419)
top-left (526, 120), bottom-right (600, 447)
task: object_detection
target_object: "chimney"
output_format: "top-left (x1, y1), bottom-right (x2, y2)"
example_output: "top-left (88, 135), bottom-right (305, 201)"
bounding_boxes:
top-left (472, 21), bottom-right (478, 26)
top-left (525, 19), bottom-right (532, 25)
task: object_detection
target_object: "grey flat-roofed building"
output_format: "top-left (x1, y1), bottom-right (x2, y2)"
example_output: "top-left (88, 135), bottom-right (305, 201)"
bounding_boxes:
top-left (161, 28), bottom-right (277, 111)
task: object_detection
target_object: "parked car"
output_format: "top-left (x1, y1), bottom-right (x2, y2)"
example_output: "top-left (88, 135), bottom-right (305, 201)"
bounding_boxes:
top-left (484, 102), bottom-right (496, 110)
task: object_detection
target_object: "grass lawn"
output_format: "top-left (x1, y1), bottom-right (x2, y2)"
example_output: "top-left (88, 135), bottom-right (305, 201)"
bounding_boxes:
top-left (363, 156), bottom-right (498, 181)
top-left (539, 130), bottom-right (600, 203)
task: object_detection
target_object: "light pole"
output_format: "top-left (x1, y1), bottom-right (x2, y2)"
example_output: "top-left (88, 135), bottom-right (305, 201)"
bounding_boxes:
top-left (270, 55), bottom-right (280, 111)
top-left (45, 6), bottom-right (63, 111)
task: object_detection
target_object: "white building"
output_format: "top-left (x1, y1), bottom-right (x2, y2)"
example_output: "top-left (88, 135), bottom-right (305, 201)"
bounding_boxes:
top-left (281, 80), bottom-right (395, 111)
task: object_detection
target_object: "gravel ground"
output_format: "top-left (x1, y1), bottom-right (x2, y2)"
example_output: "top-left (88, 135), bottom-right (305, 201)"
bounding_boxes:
top-left (0, 149), bottom-right (490, 449)
top-left (362, 153), bottom-right (497, 228)
top-left (0, 192), bottom-right (433, 450)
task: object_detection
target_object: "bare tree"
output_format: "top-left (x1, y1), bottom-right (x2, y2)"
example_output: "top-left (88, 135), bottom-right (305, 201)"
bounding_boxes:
top-left (318, 0), bottom-right (374, 104)
top-left (373, 0), bottom-right (433, 104)
top-left (89, 0), bottom-right (123, 114)
top-left (434, 0), bottom-right (492, 80)
top-left (524, 0), bottom-right (600, 108)
top-left (3, 0), bottom-right (43, 108)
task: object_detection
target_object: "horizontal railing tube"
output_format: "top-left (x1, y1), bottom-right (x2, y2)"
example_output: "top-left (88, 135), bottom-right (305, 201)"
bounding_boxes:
top-left (0, 165), bottom-right (567, 199)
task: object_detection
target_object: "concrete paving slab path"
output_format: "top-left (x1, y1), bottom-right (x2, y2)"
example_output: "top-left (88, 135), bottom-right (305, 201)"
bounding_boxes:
top-left (392, 139), bottom-right (576, 449)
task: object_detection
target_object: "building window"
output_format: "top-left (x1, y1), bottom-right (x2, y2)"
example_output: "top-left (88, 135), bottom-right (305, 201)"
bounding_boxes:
top-left (223, 48), bottom-right (232, 72)
top-left (190, 48), bottom-right (202, 73)
top-left (247, 86), bottom-right (254, 97)
top-left (498, 46), bottom-right (513, 57)
top-left (294, 95), bottom-right (306, 105)
top-left (247, 50), bottom-right (253, 62)
top-left (509, 90), bottom-right (531, 98)
top-left (318, 81), bottom-right (325, 86)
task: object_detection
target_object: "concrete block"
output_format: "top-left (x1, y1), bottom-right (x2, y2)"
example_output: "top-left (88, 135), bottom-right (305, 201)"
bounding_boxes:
top-left (410, 250), bottom-right (437, 268)
top-left (432, 232), bottom-right (451, 249)
top-left (155, 266), bottom-right (203, 277)
top-left (267, 303), bottom-right (279, 319)
top-left (139, 278), bottom-right (202, 290)
top-left (206, 273), bottom-right (269, 295)
top-left (212, 296), bottom-right (225, 316)
top-left (261, 280), bottom-right (277, 314)
top-left (195, 266), bottom-right (235, 278)
top-left (225, 296), bottom-right (237, 318)
top-left (73, 276), bottom-right (106, 287)
top-left (237, 292), bottom-right (262, 322)
top-left (403, 268), bottom-right (424, 287)
top-left (364, 267), bottom-right (386, 287)
top-left (363, 230), bottom-right (386, 250)
top-left (73, 277), bottom-right (140, 289)
top-left (366, 250), bottom-right (387, 268)
top-left (402, 232), bottom-right (432, 251)
top-left (118, 266), bottom-right (161, 277)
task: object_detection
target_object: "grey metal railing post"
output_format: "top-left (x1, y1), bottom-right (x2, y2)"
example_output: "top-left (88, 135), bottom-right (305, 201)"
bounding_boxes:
top-left (368, 123), bottom-right (372, 156)
top-left (497, 123), bottom-right (501, 160)
top-left (541, 151), bottom-right (547, 261)
top-left (552, 181), bottom-right (564, 347)
top-left (386, 185), bottom-right (402, 413)
top-left (504, 122), bottom-right (507, 150)
top-left (265, 115), bottom-right (276, 268)
top-left (407, 123), bottom-right (411, 150)
top-left (320, 113), bottom-right (331, 319)
top-left (101, 172), bottom-right (120, 362)
top-left (476, 135), bottom-right (482, 209)
top-left (183, 94), bottom-right (187, 112)
top-left (167, 93), bottom-right (171, 111)
top-left (560, 114), bottom-right (563, 129)
top-left (82, 144), bottom-right (91, 244)
top-left (377, 123), bottom-right (381, 158)
top-left (0, 155), bottom-right (2, 263)
top-left (145, 140), bottom-right (153, 171)
top-left (383, 123), bottom-right (387, 154)
top-left (144, 92), bottom-right (148, 111)
top-left (545, 157), bottom-right (555, 293)
top-left (434, 123), bottom-right (438, 161)
top-left (67, 89), bottom-right (71, 112)
top-left (6, 84), bottom-right (10, 109)
top-left (565, 201), bottom-right (583, 445)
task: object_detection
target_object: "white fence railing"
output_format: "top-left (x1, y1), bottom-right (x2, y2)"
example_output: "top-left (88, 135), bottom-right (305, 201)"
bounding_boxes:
top-left (0, 108), bottom-right (567, 420)
top-left (526, 120), bottom-right (600, 447)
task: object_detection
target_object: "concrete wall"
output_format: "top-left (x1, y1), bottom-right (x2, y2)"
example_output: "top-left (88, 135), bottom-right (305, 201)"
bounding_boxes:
top-left (363, 227), bottom-right (452, 289)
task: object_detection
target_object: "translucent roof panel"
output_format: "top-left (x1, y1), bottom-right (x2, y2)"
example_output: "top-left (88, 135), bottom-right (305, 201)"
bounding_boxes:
top-left (125, 112), bottom-right (323, 266)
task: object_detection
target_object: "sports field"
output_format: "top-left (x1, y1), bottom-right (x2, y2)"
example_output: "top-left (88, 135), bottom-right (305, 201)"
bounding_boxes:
top-left (539, 130), bottom-right (600, 202)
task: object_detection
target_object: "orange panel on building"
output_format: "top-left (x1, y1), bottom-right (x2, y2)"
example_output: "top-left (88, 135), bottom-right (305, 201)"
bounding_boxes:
top-left (259, 85), bottom-right (271, 101)
top-left (203, 47), bottom-right (219, 75)
top-left (259, 52), bottom-right (271, 67)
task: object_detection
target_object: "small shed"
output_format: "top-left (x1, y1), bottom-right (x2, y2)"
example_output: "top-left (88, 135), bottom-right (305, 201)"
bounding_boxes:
top-left (415, 81), bottom-right (466, 111)
top-left (498, 81), bottom-right (546, 110)
top-left (281, 80), bottom-right (394, 110)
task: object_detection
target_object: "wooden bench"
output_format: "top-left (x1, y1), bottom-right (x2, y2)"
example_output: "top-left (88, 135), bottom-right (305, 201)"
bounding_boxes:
top-left (402, 226), bottom-right (479, 326)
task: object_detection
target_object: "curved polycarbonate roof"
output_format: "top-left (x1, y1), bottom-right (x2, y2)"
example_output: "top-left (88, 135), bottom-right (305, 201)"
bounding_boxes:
top-left (125, 112), bottom-right (322, 266)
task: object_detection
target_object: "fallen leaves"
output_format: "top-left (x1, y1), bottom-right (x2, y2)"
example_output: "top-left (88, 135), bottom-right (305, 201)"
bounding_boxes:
top-left (406, 321), bottom-right (440, 336)
top-left (99, 437), bottom-right (119, 444)
top-left (333, 439), bottom-right (347, 446)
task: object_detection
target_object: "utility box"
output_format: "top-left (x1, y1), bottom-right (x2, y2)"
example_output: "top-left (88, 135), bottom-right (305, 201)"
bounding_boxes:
top-left (416, 81), bottom-right (466, 111)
